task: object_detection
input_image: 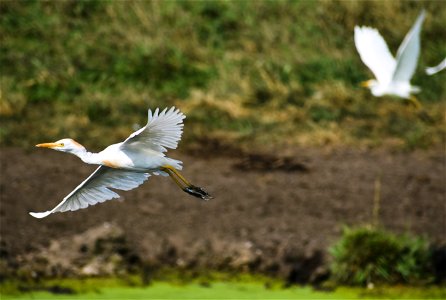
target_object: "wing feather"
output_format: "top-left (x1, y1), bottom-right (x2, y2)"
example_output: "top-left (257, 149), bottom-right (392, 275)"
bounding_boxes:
top-left (121, 107), bottom-right (185, 153)
top-left (426, 57), bottom-right (446, 75)
top-left (393, 10), bottom-right (425, 82)
top-left (29, 166), bottom-right (150, 218)
top-left (354, 26), bottom-right (396, 84)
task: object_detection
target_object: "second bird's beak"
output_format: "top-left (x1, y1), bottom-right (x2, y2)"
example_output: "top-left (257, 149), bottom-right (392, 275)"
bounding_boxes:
top-left (36, 142), bottom-right (62, 148)
top-left (360, 80), bottom-right (373, 87)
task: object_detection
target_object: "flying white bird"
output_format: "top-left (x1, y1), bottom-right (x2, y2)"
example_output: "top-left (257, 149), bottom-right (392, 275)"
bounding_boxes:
top-left (31, 107), bottom-right (212, 219)
top-left (354, 10), bottom-right (426, 102)
top-left (425, 57), bottom-right (446, 75)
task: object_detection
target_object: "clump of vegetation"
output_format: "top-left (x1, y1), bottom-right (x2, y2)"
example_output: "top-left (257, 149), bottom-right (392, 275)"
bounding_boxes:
top-left (1, 1), bottom-right (445, 149)
top-left (329, 226), bottom-right (433, 286)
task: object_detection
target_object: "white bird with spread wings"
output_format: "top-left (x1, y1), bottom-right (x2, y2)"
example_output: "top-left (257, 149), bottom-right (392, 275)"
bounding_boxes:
top-left (31, 107), bottom-right (212, 219)
top-left (354, 10), bottom-right (425, 102)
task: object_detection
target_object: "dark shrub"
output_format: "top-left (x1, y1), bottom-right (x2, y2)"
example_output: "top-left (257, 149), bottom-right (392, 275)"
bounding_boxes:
top-left (329, 226), bottom-right (433, 285)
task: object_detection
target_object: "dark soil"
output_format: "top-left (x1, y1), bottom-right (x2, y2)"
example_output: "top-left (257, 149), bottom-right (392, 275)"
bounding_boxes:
top-left (0, 146), bottom-right (445, 280)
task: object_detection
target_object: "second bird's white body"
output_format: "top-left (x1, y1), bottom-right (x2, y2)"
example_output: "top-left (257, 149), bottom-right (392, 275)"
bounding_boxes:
top-left (367, 80), bottom-right (420, 99)
top-left (354, 10), bottom-right (425, 99)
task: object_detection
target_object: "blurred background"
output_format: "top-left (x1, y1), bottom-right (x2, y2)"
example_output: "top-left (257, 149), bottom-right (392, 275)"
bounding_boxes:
top-left (1, 1), bottom-right (445, 298)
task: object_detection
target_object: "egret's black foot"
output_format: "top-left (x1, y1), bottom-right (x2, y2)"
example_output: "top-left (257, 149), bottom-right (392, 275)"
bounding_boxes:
top-left (184, 185), bottom-right (213, 201)
top-left (417, 110), bottom-right (434, 123)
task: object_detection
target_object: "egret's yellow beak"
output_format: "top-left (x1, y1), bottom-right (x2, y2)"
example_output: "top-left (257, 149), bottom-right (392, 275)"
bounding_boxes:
top-left (36, 142), bottom-right (63, 148)
top-left (360, 80), bottom-right (373, 87)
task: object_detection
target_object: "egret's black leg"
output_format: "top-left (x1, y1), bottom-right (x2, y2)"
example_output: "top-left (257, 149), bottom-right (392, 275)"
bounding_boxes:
top-left (162, 166), bottom-right (213, 201)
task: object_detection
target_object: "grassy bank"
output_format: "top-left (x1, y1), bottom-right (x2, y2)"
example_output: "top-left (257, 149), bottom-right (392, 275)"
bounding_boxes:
top-left (1, 1), bottom-right (445, 150)
top-left (2, 277), bottom-right (446, 299)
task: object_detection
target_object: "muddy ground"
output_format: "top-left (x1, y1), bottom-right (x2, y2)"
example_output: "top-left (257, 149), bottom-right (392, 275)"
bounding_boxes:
top-left (0, 145), bottom-right (445, 281)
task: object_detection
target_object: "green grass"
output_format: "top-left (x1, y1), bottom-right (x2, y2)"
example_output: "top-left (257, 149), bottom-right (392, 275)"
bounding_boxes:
top-left (1, 1), bottom-right (445, 150)
top-left (1, 278), bottom-right (446, 299)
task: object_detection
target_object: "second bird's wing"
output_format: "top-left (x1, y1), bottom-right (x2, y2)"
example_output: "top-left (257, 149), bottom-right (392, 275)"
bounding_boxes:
top-left (121, 107), bottom-right (185, 153)
top-left (29, 166), bottom-right (150, 218)
top-left (354, 26), bottom-right (396, 85)
top-left (392, 10), bottom-right (425, 82)
top-left (426, 57), bottom-right (446, 76)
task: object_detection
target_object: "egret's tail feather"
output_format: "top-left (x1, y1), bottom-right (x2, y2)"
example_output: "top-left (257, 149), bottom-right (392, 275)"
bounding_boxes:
top-left (166, 158), bottom-right (183, 171)
top-left (411, 86), bottom-right (421, 94)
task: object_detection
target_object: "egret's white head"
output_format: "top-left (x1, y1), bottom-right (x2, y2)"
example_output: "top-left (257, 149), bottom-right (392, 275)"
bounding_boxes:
top-left (360, 79), bottom-right (385, 97)
top-left (36, 138), bottom-right (85, 153)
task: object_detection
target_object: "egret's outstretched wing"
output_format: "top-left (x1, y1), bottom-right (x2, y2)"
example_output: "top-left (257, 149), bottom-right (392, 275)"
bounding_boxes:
top-left (30, 166), bottom-right (150, 218)
top-left (426, 57), bottom-right (446, 75)
top-left (354, 26), bottom-right (396, 84)
top-left (121, 107), bottom-right (185, 153)
top-left (392, 10), bottom-right (425, 82)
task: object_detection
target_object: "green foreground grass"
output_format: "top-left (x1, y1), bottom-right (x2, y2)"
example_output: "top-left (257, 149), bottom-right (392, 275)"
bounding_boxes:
top-left (1, 278), bottom-right (446, 300)
top-left (1, 1), bottom-right (445, 150)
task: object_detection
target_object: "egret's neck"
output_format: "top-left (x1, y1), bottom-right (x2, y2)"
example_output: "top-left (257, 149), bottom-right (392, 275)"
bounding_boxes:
top-left (71, 148), bottom-right (101, 165)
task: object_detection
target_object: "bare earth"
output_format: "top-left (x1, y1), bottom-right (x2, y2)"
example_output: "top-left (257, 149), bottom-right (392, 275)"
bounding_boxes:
top-left (0, 146), bottom-right (445, 280)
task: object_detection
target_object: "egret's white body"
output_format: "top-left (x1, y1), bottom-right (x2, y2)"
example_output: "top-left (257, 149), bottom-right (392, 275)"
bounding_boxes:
top-left (425, 58), bottom-right (446, 75)
top-left (354, 10), bottom-right (425, 99)
top-left (31, 107), bottom-right (211, 219)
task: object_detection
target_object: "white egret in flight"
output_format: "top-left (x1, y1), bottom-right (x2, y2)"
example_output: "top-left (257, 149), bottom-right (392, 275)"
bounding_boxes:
top-left (354, 10), bottom-right (426, 104)
top-left (425, 57), bottom-right (446, 75)
top-left (31, 107), bottom-right (212, 219)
